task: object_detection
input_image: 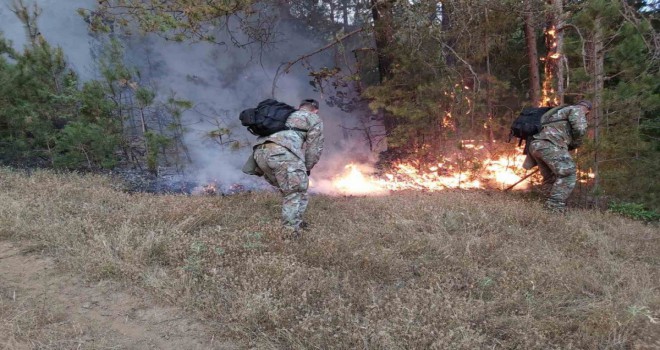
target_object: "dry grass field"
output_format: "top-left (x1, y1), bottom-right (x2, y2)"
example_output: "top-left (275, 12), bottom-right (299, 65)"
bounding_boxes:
top-left (1, 167), bottom-right (658, 349)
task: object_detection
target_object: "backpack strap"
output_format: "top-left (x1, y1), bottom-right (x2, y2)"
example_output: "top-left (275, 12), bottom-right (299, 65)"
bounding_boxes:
top-left (260, 127), bottom-right (307, 136)
top-left (521, 106), bottom-right (566, 155)
top-left (540, 105), bottom-right (567, 126)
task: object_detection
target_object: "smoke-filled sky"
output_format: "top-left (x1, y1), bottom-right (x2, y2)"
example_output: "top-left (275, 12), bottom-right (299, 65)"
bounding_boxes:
top-left (0, 0), bottom-right (97, 79)
top-left (0, 0), bottom-right (383, 194)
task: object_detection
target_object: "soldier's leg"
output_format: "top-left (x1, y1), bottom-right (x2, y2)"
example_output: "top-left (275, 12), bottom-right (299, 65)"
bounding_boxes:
top-left (529, 140), bottom-right (556, 195)
top-left (267, 149), bottom-right (309, 231)
top-left (540, 147), bottom-right (577, 210)
top-left (536, 160), bottom-right (555, 195)
top-left (282, 190), bottom-right (308, 230)
top-left (253, 144), bottom-right (279, 187)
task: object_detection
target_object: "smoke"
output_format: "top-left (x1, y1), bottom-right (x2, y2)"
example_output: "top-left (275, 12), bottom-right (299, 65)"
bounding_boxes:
top-left (0, 0), bottom-right (97, 80)
top-left (0, 0), bottom-right (384, 193)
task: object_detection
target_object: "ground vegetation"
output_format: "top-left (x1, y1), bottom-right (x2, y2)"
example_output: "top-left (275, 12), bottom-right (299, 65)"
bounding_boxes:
top-left (1, 167), bottom-right (658, 348)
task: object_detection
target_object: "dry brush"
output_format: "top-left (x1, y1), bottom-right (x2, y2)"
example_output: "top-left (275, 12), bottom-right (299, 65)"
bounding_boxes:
top-left (0, 167), bottom-right (658, 349)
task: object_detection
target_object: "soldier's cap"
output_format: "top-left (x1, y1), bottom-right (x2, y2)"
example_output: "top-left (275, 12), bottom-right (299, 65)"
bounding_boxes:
top-left (576, 100), bottom-right (592, 110)
top-left (300, 99), bottom-right (319, 110)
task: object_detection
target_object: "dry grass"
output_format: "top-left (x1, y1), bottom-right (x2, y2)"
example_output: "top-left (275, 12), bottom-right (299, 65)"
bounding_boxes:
top-left (1, 167), bottom-right (658, 349)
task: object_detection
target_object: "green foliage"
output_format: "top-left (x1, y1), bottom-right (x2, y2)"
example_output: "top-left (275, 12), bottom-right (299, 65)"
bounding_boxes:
top-left (0, 31), bottom-right (189, 173)
top-left (145, 131), bottom-right (171, 174)
top-left (608, 202), bottom-right (660, 222)
top-left (564, 0), bottom-right (660, 210)
top-left (93, 39), bottom-right (192, 172)
top-left (84, 0), bottom-right (257, 43)
top-left (183, 241), bottom-right (207, 280)
top-left (135, 87), bottom-right (156, 107)
top-left (53, 122), bottom-right (118, 169)
top-left (0, 4), bottom-right (168, 171)
top-left (79, 80), bottom-right (116, 126)
top-left (0, 16), bottom-right (120, 169)
top-left (364, 2), bottom-right (522, 155)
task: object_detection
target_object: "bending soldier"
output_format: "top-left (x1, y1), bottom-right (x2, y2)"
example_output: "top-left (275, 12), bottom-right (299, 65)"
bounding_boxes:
top-left (528, 100), bottom-right (590, 212)
top-left (246, 99), bottom-right (324, 236)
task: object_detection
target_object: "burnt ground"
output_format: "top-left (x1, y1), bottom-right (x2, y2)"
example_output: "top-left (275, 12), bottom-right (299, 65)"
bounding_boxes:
top-left (109, 167), bottom-right (270, 196)
top-left (0, 241), bottom-right (239, 350)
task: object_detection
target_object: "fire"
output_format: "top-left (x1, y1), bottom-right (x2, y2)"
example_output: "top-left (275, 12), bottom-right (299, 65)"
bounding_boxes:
top-left (192, 181), bottom-right (219, 195)
top-left (333, 164), bottom-right (388, 195)
top-left (326, 144), bottom-right (533, 195)
top-left (486, 155), bottom-right (528, 185)
top-left (381, 162), bottom-right (482, 191)
top-left (578, 168), bottom-right (596, 183)
top-left (542, 24), bottom-right (560, 106)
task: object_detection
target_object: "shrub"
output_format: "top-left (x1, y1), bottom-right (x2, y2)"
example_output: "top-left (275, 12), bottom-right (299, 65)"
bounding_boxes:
top-left (608, 201), bottom-right (660, 222)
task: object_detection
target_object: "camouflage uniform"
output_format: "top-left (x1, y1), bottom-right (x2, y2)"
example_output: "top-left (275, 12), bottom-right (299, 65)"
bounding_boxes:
top-left (528, 105), bottom-right (588, 211)
top-left (252, 110), bottom-right (324, 232)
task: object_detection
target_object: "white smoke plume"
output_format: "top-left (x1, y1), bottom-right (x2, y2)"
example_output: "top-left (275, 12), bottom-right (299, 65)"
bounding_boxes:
top-left (0, 0), bottom-right (97, 79)
top-left (0, 0), bottom-right (384, 194)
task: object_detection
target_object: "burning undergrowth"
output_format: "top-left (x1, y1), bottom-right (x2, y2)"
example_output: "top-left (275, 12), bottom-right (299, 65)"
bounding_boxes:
top-left (111, 168), bottom-right (272, 196)
top-left (115, 140), bottom-right (590, 197)
top-left (312, 140), bottom-right (536, 196)
top-left (314, 138), bottom-right (597, 197)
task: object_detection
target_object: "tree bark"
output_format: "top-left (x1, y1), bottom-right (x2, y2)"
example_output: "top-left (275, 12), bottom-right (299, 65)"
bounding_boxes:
top-left (523, 0), bottom-right (541, 107)
top-left (371, 0), bottom-right (398, 140)
top-left (440, 2), bottom-right (456, 66)
top-left (588, 16), bottom-right (605, 198)
top-left (542, 0), bottom-right (564, 106)
top-left (371, 0), bottom-right (395, 82)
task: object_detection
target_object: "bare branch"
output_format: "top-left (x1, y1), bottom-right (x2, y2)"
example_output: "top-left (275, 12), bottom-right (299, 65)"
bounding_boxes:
top-left (560, 23), bottom-right (586, 71)
top-left (441, 42), bottom-right (480, 91)
top-left (271, 27), bottom-right (365, 97)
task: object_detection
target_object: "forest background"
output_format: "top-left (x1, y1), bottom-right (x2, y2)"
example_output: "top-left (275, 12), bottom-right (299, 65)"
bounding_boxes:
top-left (0, 0), bottom-right (658, 211)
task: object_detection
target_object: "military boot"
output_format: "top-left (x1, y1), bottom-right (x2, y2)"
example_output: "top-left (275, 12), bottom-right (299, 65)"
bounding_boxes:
top-left (544, 201), bottom-right (567, 214)
top-left (282, 225), bottom-right (302, 240)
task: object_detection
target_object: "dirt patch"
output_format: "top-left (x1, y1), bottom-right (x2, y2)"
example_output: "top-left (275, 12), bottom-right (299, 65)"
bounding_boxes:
top-left (0, 241), bottom-right (237, 349)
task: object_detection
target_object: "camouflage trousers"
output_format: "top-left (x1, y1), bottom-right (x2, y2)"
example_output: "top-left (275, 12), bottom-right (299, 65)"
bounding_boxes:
top-left (528, 139), bottom-right (577, 210)
top-left (253, 142), bottom-right (309, 231)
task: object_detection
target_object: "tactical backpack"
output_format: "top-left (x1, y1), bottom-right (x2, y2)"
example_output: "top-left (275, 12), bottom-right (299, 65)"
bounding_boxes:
top-left (239, 99), bottom-right (299, 137)
top-left (509, 105), bottom-right (564, 154)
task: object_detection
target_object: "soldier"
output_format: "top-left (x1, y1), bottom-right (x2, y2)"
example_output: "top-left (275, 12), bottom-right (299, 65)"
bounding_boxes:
top-left (528, 100), bottom-right (591, 212)
top-left (246, 99), bottom-right (324, 237)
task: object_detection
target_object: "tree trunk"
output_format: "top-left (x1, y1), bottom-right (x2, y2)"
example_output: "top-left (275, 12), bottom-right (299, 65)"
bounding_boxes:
top-left (371, 0), bottom-right (395, 82)
top-left (542, 0), bottom-right (564, 106)
top-left (588, 16), bottom-right (605, 201)
top-left (371, 0), bottom-right (397, 139)
top-left (440, 2), bottom-right (456, 66)
top-left (523, 0), bottom-right (541, 107)
top-left (277, 0), bottom-right (295, 24)
top-left (485, 7), bottom-right (494, 142)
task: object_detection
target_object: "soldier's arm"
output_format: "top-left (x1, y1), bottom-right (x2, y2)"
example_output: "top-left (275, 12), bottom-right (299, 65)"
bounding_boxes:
top-left (304, 115), bottom-right (324, 170)
top-left (567, 107), bottom-right (588, 147)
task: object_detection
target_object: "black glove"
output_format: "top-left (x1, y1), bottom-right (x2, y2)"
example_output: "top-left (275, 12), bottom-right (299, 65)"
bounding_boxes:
top-left (568, 140), bottom-right (582, 151)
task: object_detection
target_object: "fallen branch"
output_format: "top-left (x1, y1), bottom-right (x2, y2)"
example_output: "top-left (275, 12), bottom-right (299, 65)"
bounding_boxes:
top-left (504, 169), bottom-right (539, 192)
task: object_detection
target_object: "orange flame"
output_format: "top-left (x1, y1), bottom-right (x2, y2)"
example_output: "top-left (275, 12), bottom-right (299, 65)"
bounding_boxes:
top-left (542, 24), bottom-right (560, 107)
top-left (325, 143), bottom-right (534, 195)
top-left (333, 164), bottom-right (388, 195)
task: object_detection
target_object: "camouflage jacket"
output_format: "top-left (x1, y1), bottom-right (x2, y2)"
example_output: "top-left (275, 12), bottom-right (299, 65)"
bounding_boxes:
top-left (533, 105), bottom-right (588, 149)
top-left (254, 110), bottom-right (324, 170)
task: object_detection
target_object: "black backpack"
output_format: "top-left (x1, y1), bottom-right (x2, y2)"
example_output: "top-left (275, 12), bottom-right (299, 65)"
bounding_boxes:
top-left (509, 105), bottom-right (563, 153)
top-left (239, 99), bottom-right (297, 136)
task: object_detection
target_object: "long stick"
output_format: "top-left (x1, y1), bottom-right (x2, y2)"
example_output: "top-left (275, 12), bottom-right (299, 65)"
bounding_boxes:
top-left (504, 169), bottom-right (539, 191)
